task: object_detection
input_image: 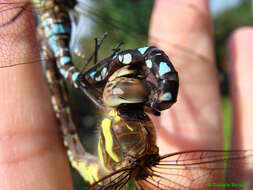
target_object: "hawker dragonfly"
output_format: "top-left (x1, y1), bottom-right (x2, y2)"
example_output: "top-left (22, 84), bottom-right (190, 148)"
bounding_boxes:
top-left (0, 0), bottom-right (252, 190)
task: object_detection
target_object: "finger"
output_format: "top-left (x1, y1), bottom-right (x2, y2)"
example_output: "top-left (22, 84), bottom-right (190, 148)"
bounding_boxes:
top-left (228, 26), bottom-right (253, 187)
top-left (149, 0), bottom-right (222, 154)
top-left (228, 27), bottom-right (253, 150)
top-left (0, 2), bottom-right (73, 190)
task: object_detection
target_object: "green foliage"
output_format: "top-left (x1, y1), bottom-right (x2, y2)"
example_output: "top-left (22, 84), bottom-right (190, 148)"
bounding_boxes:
top-left (221, 97), bottom-right (232, 150)
top-left (73, 0), bottom-right (154, 72)
top-left (214, 0), bottom-right (253, 63)
top-left (92, 0), bottom-right (154, 48)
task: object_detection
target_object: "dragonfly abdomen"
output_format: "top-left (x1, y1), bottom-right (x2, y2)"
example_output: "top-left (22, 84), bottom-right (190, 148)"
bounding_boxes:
top-left (32, 0), bottom-right (80, 86)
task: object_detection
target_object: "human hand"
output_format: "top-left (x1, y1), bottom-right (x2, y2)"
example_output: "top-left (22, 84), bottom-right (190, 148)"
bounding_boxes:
top-left (0, 3), bottom-right (74, 190)
top-left (149, 0), bottom-right (252, 187)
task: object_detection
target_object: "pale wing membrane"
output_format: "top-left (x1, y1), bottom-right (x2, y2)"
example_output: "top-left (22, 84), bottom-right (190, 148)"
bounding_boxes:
top-left (0, 1), bottom-right (53, 68)
top-left (74, 1), bottom-right (212, 65)
top-left (0, 1), bottom-right (209, 70)
top-left (85, 167), bottom-right (132, 190)
top-left (137, 150), bottom-right (253, 190)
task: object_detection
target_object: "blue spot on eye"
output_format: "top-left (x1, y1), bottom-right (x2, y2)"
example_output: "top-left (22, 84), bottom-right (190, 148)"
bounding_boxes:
top-left (145, 60), bottom-right (152, 68)
top-left (90, 71), bottom-right (96, 79)
top-left (161, 92), bottom-right (172, 101)
top-left (159, 62), bottom-right (171, 76)
top-left (138, 46), bottom-right (149, 54)
top-left (122, 53), bottom-right (132, 64)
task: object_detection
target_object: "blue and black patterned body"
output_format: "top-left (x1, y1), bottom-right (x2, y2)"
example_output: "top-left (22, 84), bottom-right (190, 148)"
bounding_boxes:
top-left (31, 0), bottom-right (179, 115)
top-left (32, 0), bottom-right (80, 85)
top-left (138, 46), bottom-right (179, 111)
top-left (30, 0), bottom-right (106, 185)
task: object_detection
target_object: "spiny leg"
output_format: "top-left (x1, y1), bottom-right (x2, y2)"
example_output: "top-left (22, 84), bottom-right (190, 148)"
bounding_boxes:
top-left (76, 40), bottom-right (124, 111)
top-left (78, 40), bottom-right (124, 80)
top-left (79, 32), bottom-right (108, 73)
top-left (75, 33), bottom-right (109, 111)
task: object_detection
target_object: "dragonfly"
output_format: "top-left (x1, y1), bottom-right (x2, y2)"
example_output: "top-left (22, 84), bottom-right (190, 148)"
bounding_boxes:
top-left (0, 1), bottom-right (252, 190)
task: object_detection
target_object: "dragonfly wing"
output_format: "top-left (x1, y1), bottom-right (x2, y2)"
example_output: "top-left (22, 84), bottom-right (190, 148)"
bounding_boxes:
top-left (137, 150), bottom-right (253, 190)
top-left (69, 1), bottom-right (95, 58)
top-left (85, 167), bottom-right (132, 190)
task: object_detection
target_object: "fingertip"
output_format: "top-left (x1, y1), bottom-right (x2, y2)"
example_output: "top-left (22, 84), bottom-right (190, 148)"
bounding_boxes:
top-left (150, 0), bottom-right (222, 154)
top-left (228, 26), bottom-right (253, 150)
top-left (149, 0), bottom-right (211, 49)
top-left (228, 26), bottom-right (253, 66)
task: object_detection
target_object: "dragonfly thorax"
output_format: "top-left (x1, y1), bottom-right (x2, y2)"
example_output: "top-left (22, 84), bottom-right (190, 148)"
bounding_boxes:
top-left (98, 108), bottom-right (158, 173)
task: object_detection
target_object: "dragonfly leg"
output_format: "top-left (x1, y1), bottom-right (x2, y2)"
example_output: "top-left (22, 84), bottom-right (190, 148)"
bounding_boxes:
top-left (75, 41), bottom-right (124, 111)
top-left (135, 181), bottom-right (144, 190)
top-left (79, 32), bottom-right (108, 73)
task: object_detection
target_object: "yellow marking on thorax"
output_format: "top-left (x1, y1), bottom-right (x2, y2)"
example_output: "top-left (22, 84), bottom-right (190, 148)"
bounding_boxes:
top-left (98, 138), bottom-right (111, 173)
top-left (138, 147), bottom-right (146, 155)
top-left (114, 115), bottom-right (121, 122)
top-left (101, 118), bottom-right (120, 162)
top-left (109, 109), bottom-right (121, 122)
top-left (126, 124), bottom-right (134, 131)
top-left (137, 74), bottom-right (145, 78)
top-left (108, 109), bottom-right (117, 117)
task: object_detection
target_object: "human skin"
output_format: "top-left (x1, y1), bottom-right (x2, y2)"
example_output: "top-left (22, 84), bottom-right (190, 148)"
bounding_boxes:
top-left (0, 0), bottom-right (252, 189)
top-left (149, 0), bottom-right (253, 187)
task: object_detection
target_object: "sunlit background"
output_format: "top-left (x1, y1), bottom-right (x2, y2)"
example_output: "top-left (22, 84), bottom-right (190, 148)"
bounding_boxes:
top-left (66, 1), bottom-right (253, 189)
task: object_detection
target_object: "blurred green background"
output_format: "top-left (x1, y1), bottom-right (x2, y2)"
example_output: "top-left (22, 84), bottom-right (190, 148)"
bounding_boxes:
top-left (66, 0), bottom-right (253, 189)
